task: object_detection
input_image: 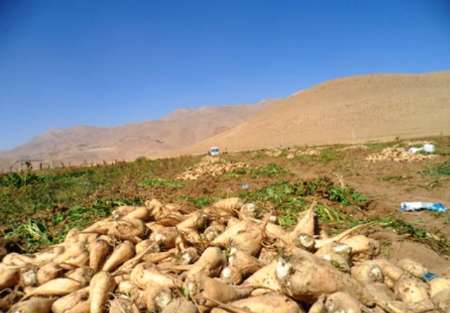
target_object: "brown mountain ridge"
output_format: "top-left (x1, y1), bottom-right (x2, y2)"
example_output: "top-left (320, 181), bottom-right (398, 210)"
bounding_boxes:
top-left (1, 71), bottom-right (450, 169)
top-left (0, 104), bottom-right (264, 168)
top-left (181, 71), bottom-right (450, 155)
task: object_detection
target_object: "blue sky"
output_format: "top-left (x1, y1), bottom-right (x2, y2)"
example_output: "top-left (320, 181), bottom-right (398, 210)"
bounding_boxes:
top-left (1, 0), bottom-right (449, 150)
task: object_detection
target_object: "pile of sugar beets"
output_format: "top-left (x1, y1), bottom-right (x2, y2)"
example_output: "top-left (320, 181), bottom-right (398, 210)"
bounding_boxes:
top-left (1, 198), bottom-right (449, 313)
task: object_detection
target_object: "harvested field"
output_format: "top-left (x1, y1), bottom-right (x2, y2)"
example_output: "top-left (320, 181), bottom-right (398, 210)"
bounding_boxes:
top-left (0, 136), bottom-right (449, 312)
top-left (1, 197), bottom-right (450, 312)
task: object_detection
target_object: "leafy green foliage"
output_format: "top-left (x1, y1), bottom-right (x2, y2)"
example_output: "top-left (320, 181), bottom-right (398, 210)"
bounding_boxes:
top-left (241, 178), bottom-right (367, 207)
top-left (240, 178), bottom-right (367, 230)
top-left (315, 203), bottom-right (357, 225)
top-left (328, 185), bottom-right (368, 206)
top-left (0, 172), bottom-right (44, 188)
top-left (181, 196), bottom-right (213, 208)
top-left (372, 217), bottom-right (427, 238)
top-left (319, 148), bottom-right (340, 163)
top-left (0, 156), bottom-right (199, 253)
top-left (4, 220), bottom-right (52, 252)
top-left (277, 213), bottom-right (298, 228)
top-left (365, 217), bottom-right (449, 254)
top-left (295, 148), bottom-right (342, 163)
top-left (4, 199), bottom-right (140, 252)
top-left (138, 177), bottom-right (184, 189)
top-left (422, 161), bottom-right (450, 177)
top-left (252, 163), bottom-right (288, 177)
top-left (227, 163), bottom-right (289, 178)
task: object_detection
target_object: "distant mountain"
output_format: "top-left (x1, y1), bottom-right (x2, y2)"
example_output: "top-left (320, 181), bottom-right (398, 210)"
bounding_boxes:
top-left (2, 70), bottom-right (450, 171)
top-left (0, 104), bottom-right (263, 169)
top-left (184, 71), bottom-right (450, 154)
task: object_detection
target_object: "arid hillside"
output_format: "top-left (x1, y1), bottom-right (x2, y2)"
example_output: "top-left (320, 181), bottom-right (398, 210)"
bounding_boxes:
top-left (0, 104), bottom-right (263, 169)
top-left (184, 71), bottom-right (450, 154)
top-left (2, 71), bottom-right (450, 170)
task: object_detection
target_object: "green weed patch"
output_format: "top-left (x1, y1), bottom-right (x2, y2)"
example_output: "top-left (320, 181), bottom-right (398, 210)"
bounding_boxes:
top-left (139, 177), bottom-right (184, 189)
top-left (227, 163), bottom-right (289, 178)
top-left (180, 196), bottom-right (213, 208)
top-left (327, 185), bottom-right (368, 206)
top-left (4, 199), bottom-right (141, 253)
top-left (422, 161), bottom-right (450, 177)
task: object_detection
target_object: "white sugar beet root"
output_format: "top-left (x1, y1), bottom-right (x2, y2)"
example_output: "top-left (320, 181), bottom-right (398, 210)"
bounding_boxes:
top-left (397, 259), bottom-right (428, 278)
top-left (186, 246), bottom-right (226, 278)
top-left (65, 267), bottom-right (95, 286)
top-left (288, 206), bottom-right (315, 239)
top-left (212, 197), bottom-right (243, 216)
top-left (221, 249), bottom-right (262, 284)
top-left (2, 253), bottom-right (36, 267)
top-left (342, 235), bottom-right (380, 263)
top-left (275, 252), bottom-right (373, 305)
top-left (176, 210), bottom-right (208, 232)
top-left (432, 289), bottom-right (450, 312)
top-left (148, 224), bottom-right (179, 249)
top-left (186, 274), bottom-right (252, 309)
top-left (123, 206), bottom-right (150, 221)
top-left (109, 297), bottom-right (140, 313)
top-left (89, 271), bottom-right (116, 313)
top-left (37, 262), bottom-right (64, 285)
top-left (143, 283), bottom-right (173, 312)
top-left (24, 278), bottom-right (83, 299)
top-left (63, 300), bottom-right (90, 313)
top-left (351, 261), bottom-right (384, 284)
top-left (2, 196), bottom-right (445, 313)
top-left (108, 218), bottom-right (146, 242)
top-left (212, 220), bottom-right (263, 256)
top-left (10, 297), bottom-right (55, 313)
top-left (315, 244), bottom-right (352, 273)
top-left (102, 241), bottom-right (135, 272)
top-left (0, 263), bottom-right (20, 290)
top-left (324, 292), bottom-right (362, 313)
top-left (160, 297), bottom-right (198, 313)
top-left (223, 292), bottom-right (304, 313)
top-left (429, 277), bottom-right (450, 298)
top-left (89, 239), bottom-right (111, 271)
top-left (394, 276), bottom-right (434, 312)
top-left (372, 259), bottom-right (404, 289)
top-left (243, 260), bottom-right (283, 292)
top-left (51, 287), bottom-right (89, 313)
top-left (130, 263), bottom-right (179, 289)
